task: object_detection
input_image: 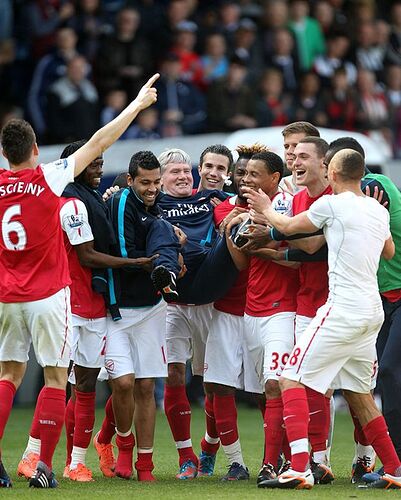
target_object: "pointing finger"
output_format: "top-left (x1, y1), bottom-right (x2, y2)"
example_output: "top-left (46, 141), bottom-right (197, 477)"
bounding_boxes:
top-left (145, 73), bottom-right (160, 88)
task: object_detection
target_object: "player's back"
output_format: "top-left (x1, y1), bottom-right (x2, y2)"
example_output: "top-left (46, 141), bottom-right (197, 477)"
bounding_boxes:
top-left (321, 193), bottom-right (390, 312)
top-left (0, 162), bottom-right (72, 302)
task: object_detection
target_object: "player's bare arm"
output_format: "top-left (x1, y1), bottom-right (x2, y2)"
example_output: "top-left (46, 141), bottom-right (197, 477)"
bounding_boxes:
top-left (381, 236), bottom-right (395, 260)
top-left (75, 241), bottom-right (159, 270)
top-left (71, 73), bottom-right (159, 177)
top-left (244, 187), bottom-right (318, 236)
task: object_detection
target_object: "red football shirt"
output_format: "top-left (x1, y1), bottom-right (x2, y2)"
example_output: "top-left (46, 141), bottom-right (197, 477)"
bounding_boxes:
top-left (213, 195), bottom-right (249, 316)
top-left (0, 159), bottom-right (74, 302)
top-left (60, 197), bottom-right (106, 319)
top-left (292, 185), bottom-right (332, 317)
top-left (245, 191), bottom-right (299, 317)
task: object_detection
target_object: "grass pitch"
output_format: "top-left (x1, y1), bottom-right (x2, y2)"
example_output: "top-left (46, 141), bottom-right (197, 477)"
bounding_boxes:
top-left (2, 406), bottom-right (389, 499)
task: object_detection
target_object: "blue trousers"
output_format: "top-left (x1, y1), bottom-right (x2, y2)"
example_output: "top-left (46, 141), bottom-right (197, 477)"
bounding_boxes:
top-left (376, 297), bottom-right (401, 459)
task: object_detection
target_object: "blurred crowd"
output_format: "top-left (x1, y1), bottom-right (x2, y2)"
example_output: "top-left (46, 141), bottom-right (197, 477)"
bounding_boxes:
top-left (1, 0), bottom-right (401, 156)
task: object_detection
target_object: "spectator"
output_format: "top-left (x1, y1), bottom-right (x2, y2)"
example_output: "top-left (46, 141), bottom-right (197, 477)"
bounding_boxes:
top-left (231, 18), bottom-right (264, 81)
top-left (200, 32), bottom-right (229, 86)
top-left (260, 0), bottom-right (289, 63)
top-left (127, 108), bottom-right (161, 140)
top-left (354, 21), bottom-right (386, 80)
top-left (314, 0), bottom-right (335, 35)
top-left (219, 0), bottom-right (242, 47)
top-left (207, 55), bottom-right (256, 132)
top-left (356, 68), bottom-right (391, 146)
top-left (388, 1), bottom-right (401, 66)
top-left (314, 31), bottom-right (356, 87)
top-left (47, 55), bottom-right (99, 143)
top-left (0, 39), bottom-right (16, 104)
top-left (67, 0), bottom-right (112, 62)
top-left (267, 27), bottom-right (300, 92)
top-left (0, 0), bottom-right (13, 42)
top-left (293, 71), bottom-right (328, 126)
top-left (171, 20), bottom-right (203, 87)
top-left (27, 27), bottom-right (79, 140)
top-left (95, 7), bottom-right (152, 100)
top-left (256, 68), bottom-right (293, 127)
top-left (385, 65), bottom-right (401, 109)
top-left (324, 67), bottom-right (358, 130)
top-left (155, 52), bottom-right (206, 136)
top-left (288, 0), bottom-right (326, 71)
top-left (23, 0), bottom-right (75, 59)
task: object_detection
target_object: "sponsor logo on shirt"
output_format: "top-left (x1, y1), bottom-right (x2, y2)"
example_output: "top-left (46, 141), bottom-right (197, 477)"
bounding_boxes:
top-left (67, 214), bottom-right (84, 228)
top-left (165, 202), bottom-right (210, 218)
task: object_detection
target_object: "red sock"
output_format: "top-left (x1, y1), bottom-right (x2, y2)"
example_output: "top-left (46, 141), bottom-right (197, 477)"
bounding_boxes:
top-left (350, 407), bottom-right (370, 446)
top-left (164, 385), bottom-right (197, 466)
top-left (135, 450), bottom-right (155, 481)
top-left (115, 433), bottom-right (135, 478)
top-left (98, 395), bottom-right (116, 444)
top-left (264, 397), bottom-right (285, 468)
top-left (65, 397), bottom-right (75, 466)
top-left (0, 380), bottom-right (16, 439)
top-left (30, 387), bottom-right (45, 439)
top-left (363, 416), bottom-right (401, 475)
top-left (73, 390), bottom-right (96, 449)
top-left (39, 387), bottom-right (66, 470)
top-left (214, 394), bottom-right (238, 446)
top-left (282, 387), bottom-right (310, 472)
top-left (201, 395), bottom-right (220, 455)
top-left (306, 387), bottom-right (328, 453)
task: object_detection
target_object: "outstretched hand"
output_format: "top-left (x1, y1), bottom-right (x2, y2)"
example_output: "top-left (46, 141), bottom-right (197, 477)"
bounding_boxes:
top-left (135, 73), bottom-right (160, 111)
top-left (242, 187), bottom-right (271, 214)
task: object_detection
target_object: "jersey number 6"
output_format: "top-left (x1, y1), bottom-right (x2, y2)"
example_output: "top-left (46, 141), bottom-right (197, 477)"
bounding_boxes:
top-left (1, 204), bottom-right (27, 251)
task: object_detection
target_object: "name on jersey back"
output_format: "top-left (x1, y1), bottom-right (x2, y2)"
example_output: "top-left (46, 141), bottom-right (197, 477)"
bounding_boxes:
top-left (0, 181), bottom-right (45, 198)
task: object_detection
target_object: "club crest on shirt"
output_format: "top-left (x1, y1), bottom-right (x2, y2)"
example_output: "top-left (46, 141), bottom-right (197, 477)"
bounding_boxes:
top-left (54, 159), bottom-right (68, 169)
top-left (67, 214), bottom-right (84, 228)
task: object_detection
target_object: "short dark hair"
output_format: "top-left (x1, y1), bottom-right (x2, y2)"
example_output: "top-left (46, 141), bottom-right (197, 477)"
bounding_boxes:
top-left (112, 172), bottom-right (129, 188)
top-left (250, 151), bottom-right (284, 181)
top-left (0, 119), bottom-right (36, 165)
top-left (60, 139), bottom-right (87, 159)
top-left (326, 137), bottom-right (365, 166)
top-left (333, 149), bottom-right (365, 181)
top-left (235, 143), bottom-right (269, 161)
top-left (129, 150), bottom-right (160, 179)
top-left (298, 136), bottom-right (329, 158)
top-left (199, 144), bottom-right (233, 171)
top-left (282, 121), bottom-right (320, 138)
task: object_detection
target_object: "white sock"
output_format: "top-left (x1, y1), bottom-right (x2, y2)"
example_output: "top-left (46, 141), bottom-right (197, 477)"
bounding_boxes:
top-left (70, 446), bottom-right (87, 469)
top-left (357, 444), bottom-right (376, 463)
top-left (222, 439), bottom-right (245, 467)
top-left (116, 428), bottom-right (132, 438)
top-left (24, 436), bottom-right (41, 457)
top-left (326, 396), bottom-right (335, 464)
top-left (312, 449), bottom-right (328, 465)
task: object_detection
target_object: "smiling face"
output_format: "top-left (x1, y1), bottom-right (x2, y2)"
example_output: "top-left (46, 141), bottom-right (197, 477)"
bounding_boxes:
top-left (283, 132), bottom-right (307, 171)
top-left (81, 156), bottom-right (103, 189)
top-left (293, 142), bottom-right (326, 189)
top-left (198, 152), bottom-right (230, 191)
top-left (234, 157), bottom-right (248, 200)
top-left (162, 162), bottom-right (193, 197)
top-left (242, 159), bottom-right (280, 197)
top-left (128, 166), bottom-right (161, 207)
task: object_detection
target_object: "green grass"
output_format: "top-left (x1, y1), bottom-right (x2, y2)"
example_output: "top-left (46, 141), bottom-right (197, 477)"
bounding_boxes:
top-left (1, 406), bottom-right (389, 498)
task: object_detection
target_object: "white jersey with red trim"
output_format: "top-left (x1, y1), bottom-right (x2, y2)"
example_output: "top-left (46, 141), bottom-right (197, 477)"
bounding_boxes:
top-left (0, 158), bottom-right (74, 302)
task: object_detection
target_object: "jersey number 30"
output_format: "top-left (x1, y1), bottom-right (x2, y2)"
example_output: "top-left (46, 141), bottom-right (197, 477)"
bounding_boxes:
top-left (1, 204), bottom-right (27, 251)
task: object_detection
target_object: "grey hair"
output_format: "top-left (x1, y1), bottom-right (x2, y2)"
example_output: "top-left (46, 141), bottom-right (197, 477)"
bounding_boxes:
top-left (158, 148), bottom-right (191, 174)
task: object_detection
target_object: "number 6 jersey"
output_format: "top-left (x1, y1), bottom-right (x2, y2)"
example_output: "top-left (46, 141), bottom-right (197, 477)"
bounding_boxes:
top-left (0, 158), bottom-right (74, 302)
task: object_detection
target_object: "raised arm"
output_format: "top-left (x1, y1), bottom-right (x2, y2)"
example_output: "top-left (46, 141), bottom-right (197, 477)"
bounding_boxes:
top-left (71, 74), bottom-right (159, 177)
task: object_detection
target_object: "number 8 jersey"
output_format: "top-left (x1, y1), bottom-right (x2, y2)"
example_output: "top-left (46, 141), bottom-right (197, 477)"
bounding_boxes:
top-left (0, 158), bottom-right (74, 302)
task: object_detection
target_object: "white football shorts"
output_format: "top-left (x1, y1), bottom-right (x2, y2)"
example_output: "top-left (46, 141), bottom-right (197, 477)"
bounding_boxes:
top-left (166, 303), bottom-right (212, 376)
top-left (283, 302), bottom-right (384, 394)
top-left (105, 300), bottom-right (167, 380)
top-left (0, 287), bottom-right (71, 368)
top-left (244, 311), bottom-right (296, 384)
top-left (204, 308), bottom-right (263, 393)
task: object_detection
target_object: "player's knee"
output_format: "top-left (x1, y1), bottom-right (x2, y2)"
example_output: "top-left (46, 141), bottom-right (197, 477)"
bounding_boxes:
top-left (167, 363), bottom-right (186, 386)
top-left (74, 366), bottom-right (99, 392)
top-left (135, 378), bottom-right (155, 401)
top-left (265, 379), bottom-right (281, 398)
top-left (113, 374), bottom-right (135, 394)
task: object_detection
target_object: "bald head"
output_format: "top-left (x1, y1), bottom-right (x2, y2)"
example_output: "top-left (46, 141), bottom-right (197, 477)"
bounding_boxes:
top-left (330, 149), bottom-right (365, 182)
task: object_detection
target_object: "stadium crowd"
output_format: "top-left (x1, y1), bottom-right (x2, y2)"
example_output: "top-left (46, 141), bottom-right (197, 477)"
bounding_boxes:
top-left (1, 0), bottom-right (401, 155)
